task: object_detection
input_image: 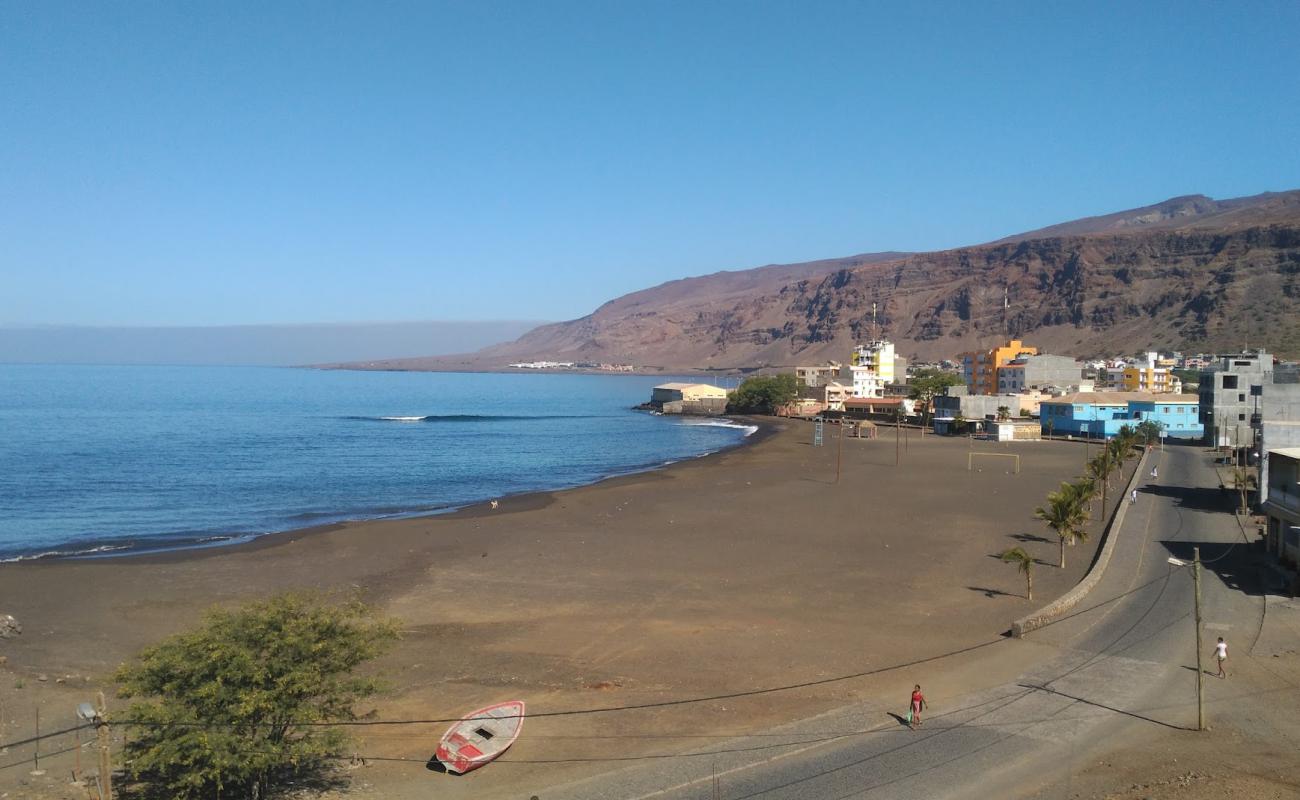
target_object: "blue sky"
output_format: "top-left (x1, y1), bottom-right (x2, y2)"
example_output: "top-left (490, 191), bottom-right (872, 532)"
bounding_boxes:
top-left (4, 1), bottom-right (1299, 327)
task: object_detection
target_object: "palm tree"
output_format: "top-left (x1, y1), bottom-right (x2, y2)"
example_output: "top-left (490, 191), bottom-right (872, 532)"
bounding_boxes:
top-left (1073, 475), bottom-right (1098, 514)
top-left (1231, 467), bottom-right (1257, 515)
top-left (1000, 547), bottom-right (1034, 600)
top-left (1035, 481), bottom-right (1090, 569)
top-left (1087, 448), bottom-right (1118, 513)
top-left (1110, 425), bottom-right (1140, 481)
top-left (996, 405), bottom-right (1011, 422)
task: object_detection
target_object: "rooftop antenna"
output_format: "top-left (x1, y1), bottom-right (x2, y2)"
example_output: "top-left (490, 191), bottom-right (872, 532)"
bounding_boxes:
top-left (871, 301), bottom-right (879, 341)
top-left (1003, 284), bottom-right (1010, 337)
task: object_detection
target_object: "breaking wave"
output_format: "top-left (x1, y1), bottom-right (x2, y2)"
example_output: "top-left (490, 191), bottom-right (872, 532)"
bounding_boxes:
top-left (674, 418), bottom-right (759, 436)
top-left (347, 414), bottom-right (593, 423)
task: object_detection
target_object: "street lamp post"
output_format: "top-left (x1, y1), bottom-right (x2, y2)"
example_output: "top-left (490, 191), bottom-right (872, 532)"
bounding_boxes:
top-left (77, 695), bottom-right (112, 800)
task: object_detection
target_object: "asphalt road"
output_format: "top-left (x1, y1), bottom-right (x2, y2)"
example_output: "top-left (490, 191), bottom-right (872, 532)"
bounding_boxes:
top-left (546, 444), bottom-right (1267, 800)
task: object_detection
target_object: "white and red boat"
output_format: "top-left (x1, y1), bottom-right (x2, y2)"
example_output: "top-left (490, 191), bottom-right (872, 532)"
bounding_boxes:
top-left (435, 700), bottom-right (526, 774)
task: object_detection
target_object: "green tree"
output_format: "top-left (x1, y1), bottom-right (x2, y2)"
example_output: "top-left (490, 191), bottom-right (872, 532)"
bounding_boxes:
top-left (1073, 474), bottom-right (1098, 514)
top-left (1000, 547), bottom-right (1035, 600)
top-left (1135, 419), bottom-right (1163, 447)
top-left (116, 593), bottom-right (399, 800)
top-left (907, 368), bottom-right (963, 428)
top-left (996, 405), bottom-right (1011, 422)
top-left (727, 374), bottom-right (800, 414)
top-left (1109, 425), bottom-right (1141, 482)
top-left (1087, 446), bottom-right (1119, 512)
top-left (1035, 481), bottom-right (1091, 569)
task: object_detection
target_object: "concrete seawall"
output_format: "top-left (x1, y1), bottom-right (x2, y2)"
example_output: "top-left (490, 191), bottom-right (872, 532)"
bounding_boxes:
top-left (1012, 447), bottom-right (1149, 638)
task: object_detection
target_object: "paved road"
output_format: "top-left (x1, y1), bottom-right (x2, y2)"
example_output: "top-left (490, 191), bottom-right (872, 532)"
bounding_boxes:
top-left (546, 445), bottom-right (1270, 800)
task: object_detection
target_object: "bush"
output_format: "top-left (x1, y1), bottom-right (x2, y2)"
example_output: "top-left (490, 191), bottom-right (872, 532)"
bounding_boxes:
top-left (116, 593), bottom-right (399, 799)
top-left (727, 374), bottom-right (800, 414)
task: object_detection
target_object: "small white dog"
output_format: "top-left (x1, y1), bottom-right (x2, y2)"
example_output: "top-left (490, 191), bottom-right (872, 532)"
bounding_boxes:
top-left (490, 500), bottom-right (499, 509)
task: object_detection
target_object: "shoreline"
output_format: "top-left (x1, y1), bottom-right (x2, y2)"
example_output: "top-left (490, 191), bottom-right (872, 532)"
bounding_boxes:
top-left (1, 422), bottom-right (1103, 799)
top-left (0, 414), bottom-right (770, 566)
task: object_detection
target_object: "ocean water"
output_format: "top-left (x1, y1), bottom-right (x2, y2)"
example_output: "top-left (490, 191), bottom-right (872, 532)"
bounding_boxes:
top-left (0, 365), bottom-right (752, 561)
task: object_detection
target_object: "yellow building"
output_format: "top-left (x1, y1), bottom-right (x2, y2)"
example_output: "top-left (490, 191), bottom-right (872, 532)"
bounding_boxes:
top-left (1120, 366), bottom-right (1181, 394)
top-left (650, 383), bottom-right (729, 403)
top-left (959, 339), bottom-right (1038, 395)
top-left (847, 341), bottom-right (895, 397)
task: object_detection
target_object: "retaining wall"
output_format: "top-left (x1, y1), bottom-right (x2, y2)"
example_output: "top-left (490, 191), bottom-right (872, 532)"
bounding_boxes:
top-left (1011, 447), bottom-right (1149, 638)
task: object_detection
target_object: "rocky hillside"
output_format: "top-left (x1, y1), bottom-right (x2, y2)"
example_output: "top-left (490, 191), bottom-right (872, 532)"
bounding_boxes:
top-left (343, 190), bottom-right (1300, 372)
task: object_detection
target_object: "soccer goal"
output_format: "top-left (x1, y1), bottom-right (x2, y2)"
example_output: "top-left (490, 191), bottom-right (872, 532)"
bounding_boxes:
top-left (968, 452), bottom-right (1021, 474)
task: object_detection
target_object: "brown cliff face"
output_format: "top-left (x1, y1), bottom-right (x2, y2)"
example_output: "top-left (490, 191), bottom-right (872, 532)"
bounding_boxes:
top-left (348, 191), bottom-right (1300, 372)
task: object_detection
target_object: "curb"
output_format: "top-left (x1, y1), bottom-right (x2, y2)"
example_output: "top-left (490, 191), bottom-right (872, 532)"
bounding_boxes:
top-left (1011, 447), bottom-right (1149, 638)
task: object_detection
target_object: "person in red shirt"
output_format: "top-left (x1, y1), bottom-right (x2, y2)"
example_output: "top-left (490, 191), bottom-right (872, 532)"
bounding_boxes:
top-left (910, 685), bottom-right (927, 727)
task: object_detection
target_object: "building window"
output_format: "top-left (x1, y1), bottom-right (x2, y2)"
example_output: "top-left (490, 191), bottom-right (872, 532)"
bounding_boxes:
top-left (1238, 393), bottom-right (1246, 402)
top-left (1239, 413), bottom-right (1246, 421)
top-left (1223, 375), bottom-right (1238, 389)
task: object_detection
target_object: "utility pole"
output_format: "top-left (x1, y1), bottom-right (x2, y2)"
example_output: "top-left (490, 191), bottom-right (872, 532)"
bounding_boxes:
top-left (835, 420), bottom-right (844, 484)
top-left (1193, 546), bottom-right (1205, 731)
top-left (98, 692), bottom-right (112, 800)
top-left (895, 411), bottom-right (900, 466)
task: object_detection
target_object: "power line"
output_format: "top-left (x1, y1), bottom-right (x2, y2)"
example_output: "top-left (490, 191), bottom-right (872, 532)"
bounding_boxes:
top-left (0, 722), bottom-right (90, 753)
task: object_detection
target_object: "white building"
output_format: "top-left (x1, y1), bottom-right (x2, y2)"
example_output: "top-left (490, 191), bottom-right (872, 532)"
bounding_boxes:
top-left (844, 340), bottom-right (895, 398)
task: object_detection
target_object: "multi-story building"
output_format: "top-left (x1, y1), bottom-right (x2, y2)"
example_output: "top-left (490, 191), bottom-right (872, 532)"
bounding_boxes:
top-left (1038, 392), bottom-right (1202, 440)
top-left (932, 387), bottom-right (1009, 434)
top-left (795, 362), bottom-right (843, 388)
top-left (844, 340), bottom-right (895, 398)
top-left (1117, 352), bottom-right (1182, 394)
top-left (1258, 384), bottom-right (1300, 501)
top-left (823, 381), bottom-right (853, 412)
top-left (996, 354), bottom-right (1083, 393)
top-left (1261, 448), bottom-right (1300, 572)
top-left (959, 339), bottom-right (1037, 395)
top-left (1198, 350), bottom-right (1275, 447)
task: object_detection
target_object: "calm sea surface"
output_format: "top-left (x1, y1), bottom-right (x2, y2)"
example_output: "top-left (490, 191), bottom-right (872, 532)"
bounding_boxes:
top-left (0, 365), bottom-right (751, 560)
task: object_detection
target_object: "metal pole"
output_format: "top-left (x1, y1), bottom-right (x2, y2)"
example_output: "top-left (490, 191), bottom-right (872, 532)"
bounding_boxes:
top-left (96, 692), bottom-right (112, 800)
top-left (835, 420), bottom-right (843, 484)
top-left (1193, 546), bottom-right (1205, 731)
top-left (33, 706), bottom-right (39, 774)
top-left (895, 412), bottom-right (900, 466)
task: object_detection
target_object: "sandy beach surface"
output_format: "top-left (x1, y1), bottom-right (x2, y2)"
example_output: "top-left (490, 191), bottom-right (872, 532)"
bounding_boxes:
top-left (0, 421), bottom-right (1110, 798)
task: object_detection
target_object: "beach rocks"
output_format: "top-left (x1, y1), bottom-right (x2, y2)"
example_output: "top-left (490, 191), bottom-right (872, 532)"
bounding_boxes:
top-left (0, 614), bottom-right (20, 639)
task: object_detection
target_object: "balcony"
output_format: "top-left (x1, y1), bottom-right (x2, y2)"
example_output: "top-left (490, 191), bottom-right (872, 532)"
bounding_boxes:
top-left (1267, 486), bottom-right (1300, 513)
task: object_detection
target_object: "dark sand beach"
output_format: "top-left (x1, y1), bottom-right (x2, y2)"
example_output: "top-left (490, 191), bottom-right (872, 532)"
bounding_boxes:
top-left (0, 421), bottom-right (1111, 798)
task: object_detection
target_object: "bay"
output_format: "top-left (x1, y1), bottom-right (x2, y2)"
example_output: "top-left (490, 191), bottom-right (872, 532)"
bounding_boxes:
top-left (0, 365), bottom-right (751, 560)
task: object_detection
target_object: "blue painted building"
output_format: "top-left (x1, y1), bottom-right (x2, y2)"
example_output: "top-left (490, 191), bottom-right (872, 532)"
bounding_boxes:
top-left (1039, 392), bottom-right (1203, 440)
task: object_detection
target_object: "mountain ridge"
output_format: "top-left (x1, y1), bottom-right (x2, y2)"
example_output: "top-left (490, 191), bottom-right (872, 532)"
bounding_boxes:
top-left (328, 189), bottom-right (1300, 372)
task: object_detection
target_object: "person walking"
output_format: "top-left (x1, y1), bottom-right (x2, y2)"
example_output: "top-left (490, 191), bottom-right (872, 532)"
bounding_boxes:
top-left (1130, 488), bottom-right (1138, 504)
top-left (1213, 637), bottom-right (1227, 679)
top-left (909, 685), bottom-right (927, 727)
top-left (1150, 465), bottom-right (1158, 480)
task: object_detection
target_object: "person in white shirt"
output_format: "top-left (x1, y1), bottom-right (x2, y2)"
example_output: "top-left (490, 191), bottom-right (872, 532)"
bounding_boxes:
top-left (1213, 637), bottom-right (1227, 679)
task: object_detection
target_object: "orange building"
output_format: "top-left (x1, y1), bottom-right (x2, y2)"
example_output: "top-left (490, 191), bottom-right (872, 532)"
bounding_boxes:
top-left (959, 339), bottom-right (1038, 395)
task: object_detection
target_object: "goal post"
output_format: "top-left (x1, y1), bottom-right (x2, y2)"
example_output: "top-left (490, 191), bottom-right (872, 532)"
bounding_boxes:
top-left (968, 452), bottom-right (1021, 474)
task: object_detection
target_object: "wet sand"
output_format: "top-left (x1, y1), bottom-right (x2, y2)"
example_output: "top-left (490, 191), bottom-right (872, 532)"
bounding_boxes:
top-left (0, 421), bottom-right (1110, 797)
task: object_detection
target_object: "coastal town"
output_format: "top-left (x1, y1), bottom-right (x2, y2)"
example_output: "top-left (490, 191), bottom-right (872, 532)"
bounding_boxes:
top-left (5, 4), bottom-right (1300, 800)
top-left (638, 336), bottom-right (1300, 592)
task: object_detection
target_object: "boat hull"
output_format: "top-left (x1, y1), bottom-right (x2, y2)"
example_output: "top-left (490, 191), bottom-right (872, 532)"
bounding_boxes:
top-left (435, 700), bottom-right (525, 774)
